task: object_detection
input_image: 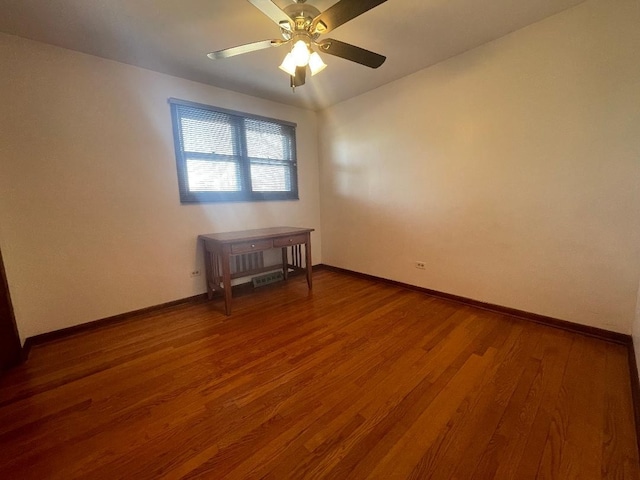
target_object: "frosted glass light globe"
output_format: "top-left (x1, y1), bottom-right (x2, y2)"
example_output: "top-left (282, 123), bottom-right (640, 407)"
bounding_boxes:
top-left (291, 40), bottom-right (311, 67)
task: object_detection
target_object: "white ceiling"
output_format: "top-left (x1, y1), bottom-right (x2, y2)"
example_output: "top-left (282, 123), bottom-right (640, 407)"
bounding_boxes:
top-left (0, 0), bottom-right (586, 110)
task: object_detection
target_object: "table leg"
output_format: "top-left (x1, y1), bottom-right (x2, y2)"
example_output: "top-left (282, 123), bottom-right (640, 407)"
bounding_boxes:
top-left (221, 247), bottom-right (232, 315)
top-left (305, 235), bottom-right (313, 290)
top-left (205, 250), bottom-right (214, 300)
top-left (281, 247), bottom-right (288, 280)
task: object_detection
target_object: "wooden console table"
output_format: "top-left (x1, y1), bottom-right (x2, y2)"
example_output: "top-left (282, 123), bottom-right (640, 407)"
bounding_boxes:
top-left (199, 227), bottom-right (314, 315)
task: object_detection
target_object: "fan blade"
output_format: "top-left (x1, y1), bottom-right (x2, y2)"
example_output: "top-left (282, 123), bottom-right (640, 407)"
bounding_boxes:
top-left (311, 0), bottom-right (388, 35)
top-left (248, 0), bottom-right (293, 31)
top-left (207, 39), bottom-right (286, 60)
top-left (291, 66), bottom-right (306, 87)
top-left (317, 39), bottom-right (386, 68)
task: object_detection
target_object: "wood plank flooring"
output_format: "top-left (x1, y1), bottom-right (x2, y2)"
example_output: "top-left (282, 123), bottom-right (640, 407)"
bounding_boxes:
top-left (0, 269), bottom-right (638, 479)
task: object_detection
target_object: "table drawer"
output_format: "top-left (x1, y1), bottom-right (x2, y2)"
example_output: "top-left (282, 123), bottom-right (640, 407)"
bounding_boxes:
top-left (231, 239), bottom-right (273, 254)
top-left (273, 234), bottom-right (308, 247)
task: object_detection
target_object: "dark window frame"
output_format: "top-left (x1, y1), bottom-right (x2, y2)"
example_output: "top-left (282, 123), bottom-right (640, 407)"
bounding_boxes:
top-left (169, 98), bottom-right (299, 204)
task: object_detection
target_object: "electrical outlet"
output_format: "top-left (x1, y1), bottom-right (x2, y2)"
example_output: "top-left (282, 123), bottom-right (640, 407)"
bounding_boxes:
top-left (415, 261), bottom-right (426, 270)
top-left (190, 269), bottom-right (201, 277)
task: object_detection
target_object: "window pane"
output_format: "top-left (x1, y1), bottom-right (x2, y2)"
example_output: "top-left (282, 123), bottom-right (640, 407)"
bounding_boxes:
top-left (250, 162), bottom-right (291, 192)
top-left (245, 120), bottom-right (290, 160)
top-left (186, 159), bottom-right (241, 192)
top-left (181, 114), bottom-right (235, 155)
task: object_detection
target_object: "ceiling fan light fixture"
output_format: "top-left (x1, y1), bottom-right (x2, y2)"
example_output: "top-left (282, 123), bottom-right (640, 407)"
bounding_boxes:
top-left (212, 0), bottom-right (389, 90)
top-left (309, 52), bottom-right (327, 76)
top-left (279, 53), bottom-right (297, 76)
top-left (291, 39), bottom-right (311, 67)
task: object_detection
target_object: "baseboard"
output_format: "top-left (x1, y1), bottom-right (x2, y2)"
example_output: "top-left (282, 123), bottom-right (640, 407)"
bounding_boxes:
top-left (22, 264), bottom-right (632, 349)
top-left (20, 268), bottom-right (318, 359)
top-left (22, 293), bottom-right (208, 357)
top-left (318, 264), bottom-right (632, 346)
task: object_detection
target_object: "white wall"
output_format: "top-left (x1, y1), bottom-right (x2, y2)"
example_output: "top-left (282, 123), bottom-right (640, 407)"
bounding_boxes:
top-left (0, 33), bottom-right (322, 342)
top-left (319, 0), bottom-right (640, 333)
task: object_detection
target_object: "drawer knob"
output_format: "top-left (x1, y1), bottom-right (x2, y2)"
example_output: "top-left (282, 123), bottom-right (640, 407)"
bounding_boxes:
top-left (251, 244), bottom-right (255, 248)
top-left (289, 239), bottom-right (293, 242)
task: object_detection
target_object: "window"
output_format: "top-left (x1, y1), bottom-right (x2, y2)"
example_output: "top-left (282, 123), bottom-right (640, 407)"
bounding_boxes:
top-left (169, 98), bottom-right (299, 203)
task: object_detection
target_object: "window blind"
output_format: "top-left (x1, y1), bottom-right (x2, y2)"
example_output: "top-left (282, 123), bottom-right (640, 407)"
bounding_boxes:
top-left (169, 99), bottom-right (298, 203)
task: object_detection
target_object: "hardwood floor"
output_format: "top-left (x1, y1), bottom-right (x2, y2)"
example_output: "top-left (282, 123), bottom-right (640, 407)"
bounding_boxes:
top-left (0, 269), bottom-right (638, 479)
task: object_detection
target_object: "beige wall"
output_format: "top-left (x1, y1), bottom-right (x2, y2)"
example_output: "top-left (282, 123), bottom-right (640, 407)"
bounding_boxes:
top-left (319, 0), bottom-right (640, 333)
top-left (0, 33), bottom-right (322, 342)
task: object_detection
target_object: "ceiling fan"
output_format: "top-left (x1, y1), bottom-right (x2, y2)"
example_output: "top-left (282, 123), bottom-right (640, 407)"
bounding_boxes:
top-left (207, 0), bottom-right (388, 89)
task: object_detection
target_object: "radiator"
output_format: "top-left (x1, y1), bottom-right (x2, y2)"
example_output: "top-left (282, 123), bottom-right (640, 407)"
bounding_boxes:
top-left (230, 252), bottom-right (264, 275)
top-left (208, 248), bottom-right (303, 283)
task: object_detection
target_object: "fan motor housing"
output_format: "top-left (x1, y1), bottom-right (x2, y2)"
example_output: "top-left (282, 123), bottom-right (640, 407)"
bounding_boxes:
top-left (284, 3), bottom-right (321, 31)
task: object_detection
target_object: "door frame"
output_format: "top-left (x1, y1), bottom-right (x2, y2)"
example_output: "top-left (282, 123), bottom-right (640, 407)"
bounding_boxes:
top-left (0, 247), bottom-right (23, 371)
